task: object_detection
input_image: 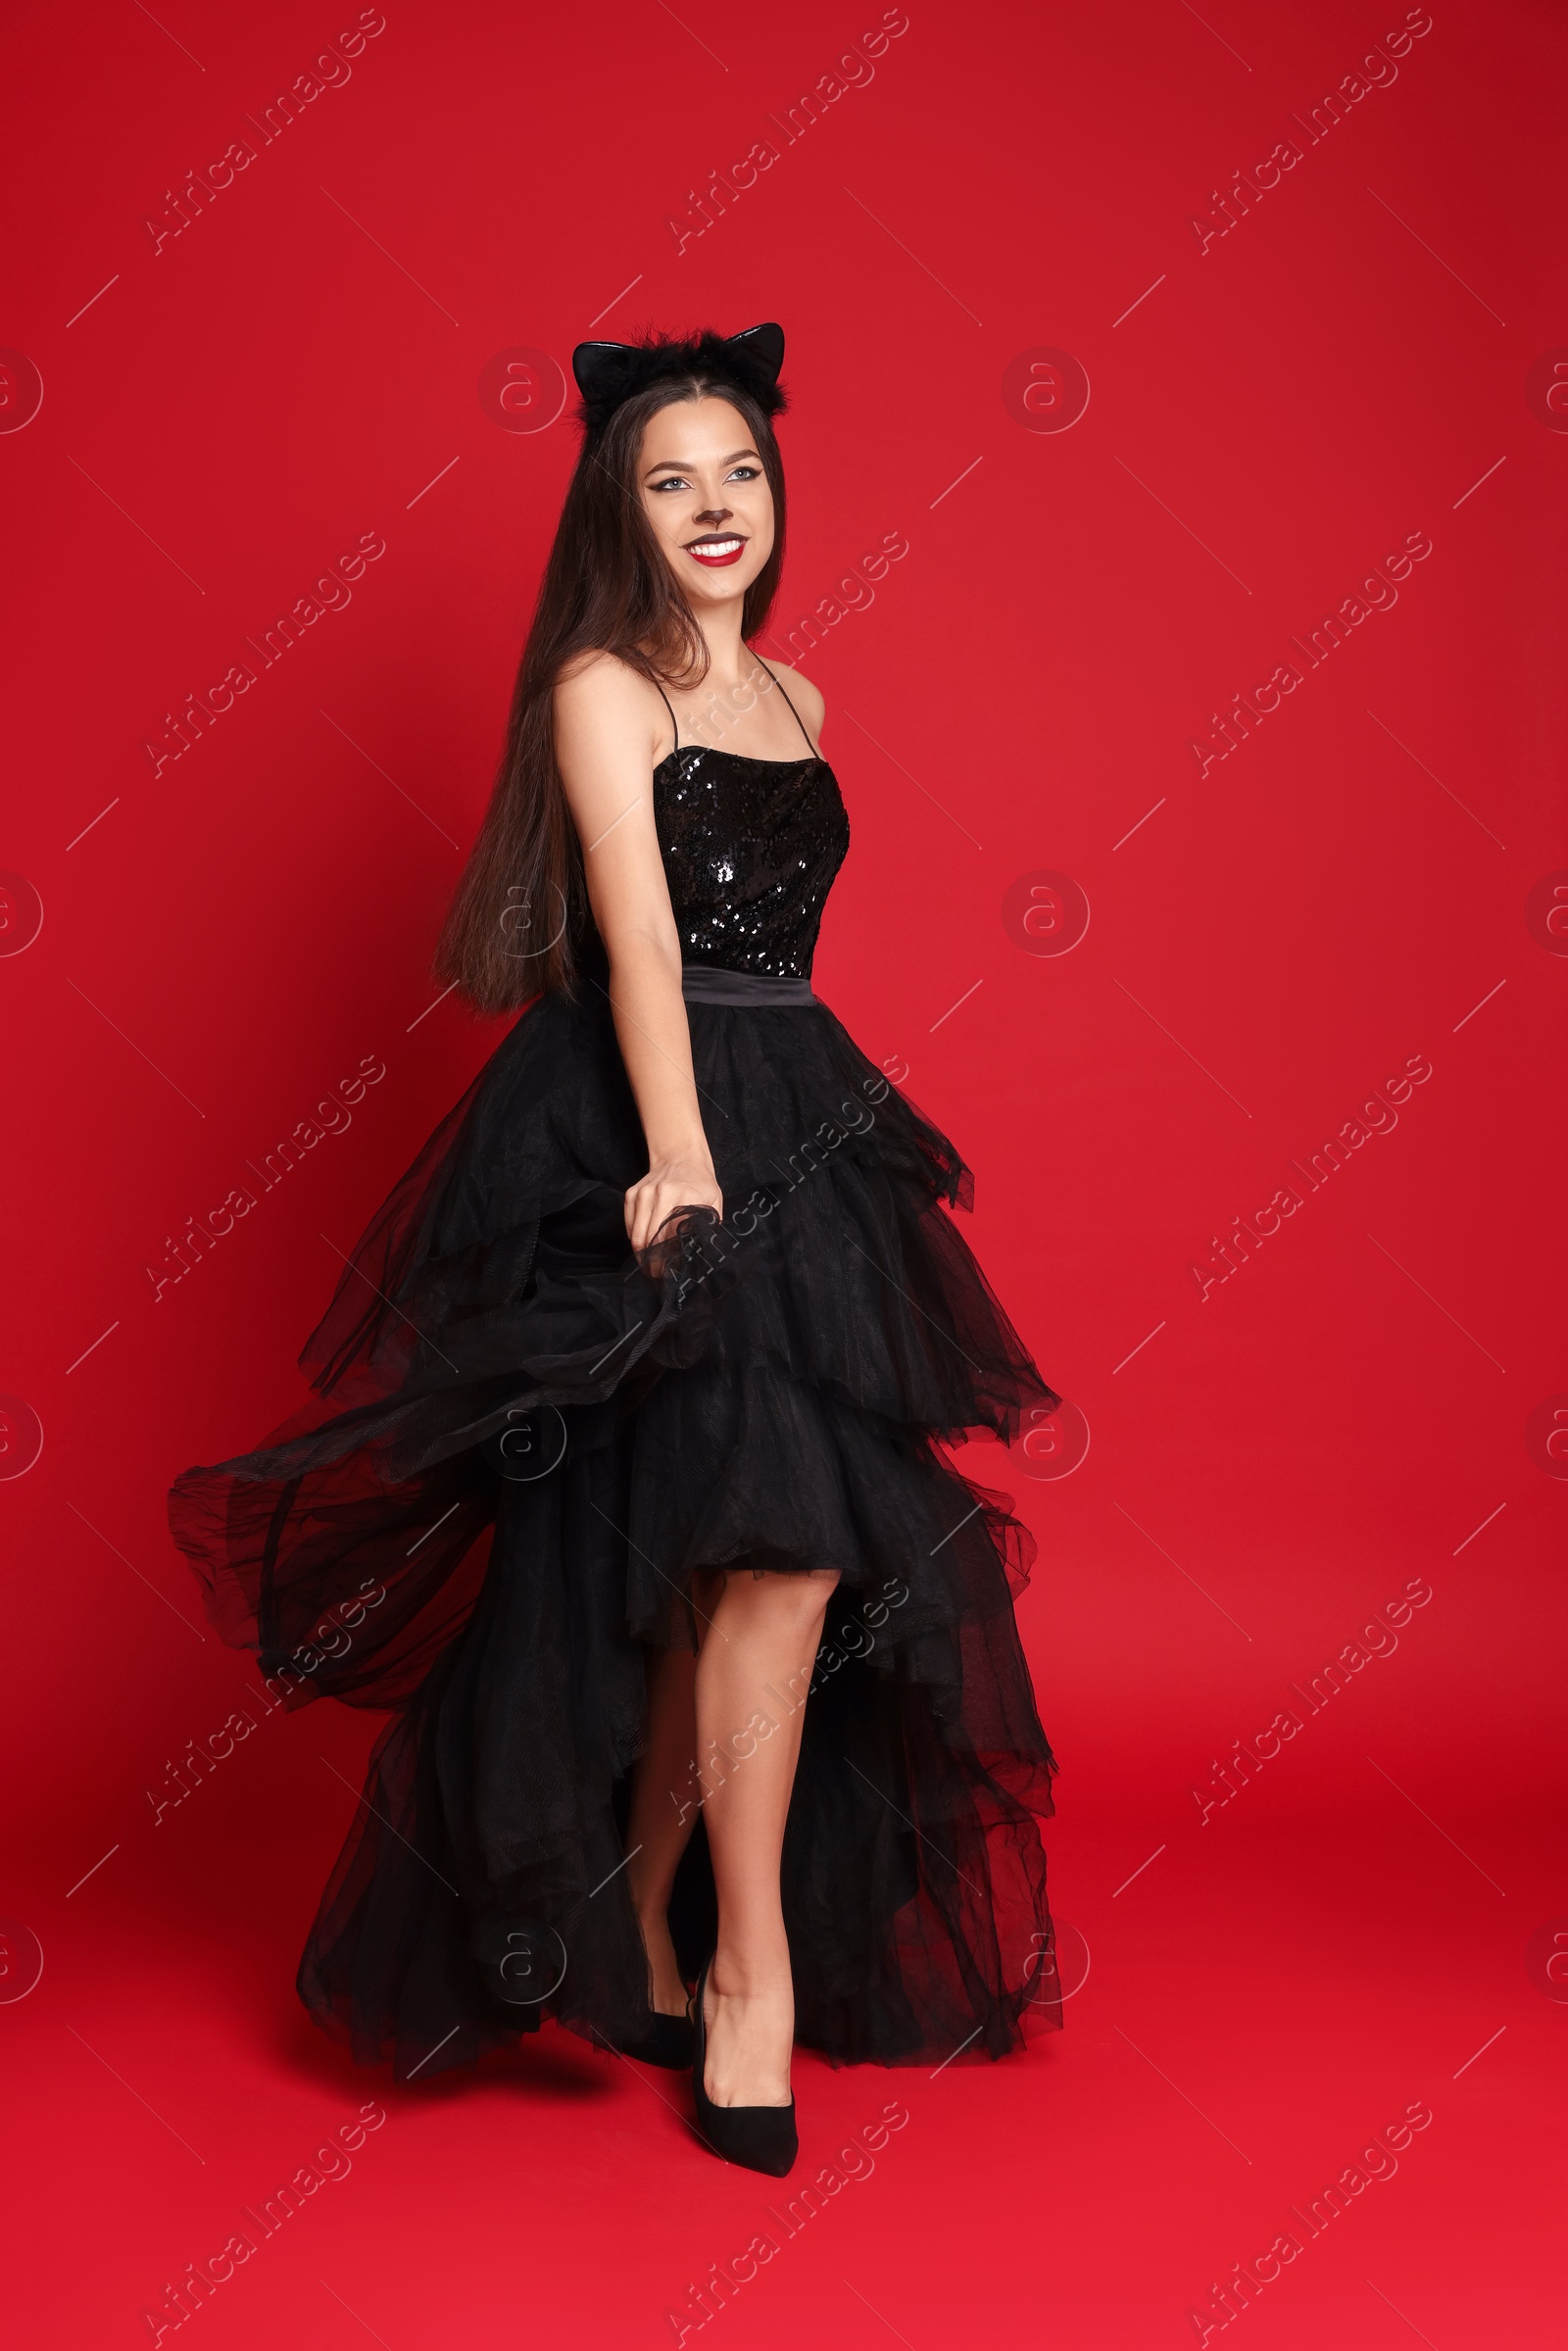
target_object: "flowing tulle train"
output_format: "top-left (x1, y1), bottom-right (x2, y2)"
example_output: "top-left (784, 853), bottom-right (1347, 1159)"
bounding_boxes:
top-left (169, 976), bottom-right (1064, 2082)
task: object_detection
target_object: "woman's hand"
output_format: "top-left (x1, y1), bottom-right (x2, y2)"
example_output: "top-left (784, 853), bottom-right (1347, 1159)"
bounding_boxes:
top-left (625, 1154), bottom-right (723, 1256)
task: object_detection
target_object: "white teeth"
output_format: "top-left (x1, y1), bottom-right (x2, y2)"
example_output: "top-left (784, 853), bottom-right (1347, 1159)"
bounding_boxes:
top-left (691, 538), bottom-right (742, 555)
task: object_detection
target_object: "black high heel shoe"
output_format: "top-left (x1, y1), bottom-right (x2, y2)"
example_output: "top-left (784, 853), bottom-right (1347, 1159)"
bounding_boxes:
top-left (621, 2006), bottom-right (696, 2069)
top-left (691, 1956), bottom-right (798, 2177)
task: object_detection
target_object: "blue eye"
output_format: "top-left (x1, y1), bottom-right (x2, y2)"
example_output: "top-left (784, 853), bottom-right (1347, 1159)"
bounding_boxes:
top-left (727, 465), bottom-right (760, 481)
top-left (651, 475), bottom-right (690, 492)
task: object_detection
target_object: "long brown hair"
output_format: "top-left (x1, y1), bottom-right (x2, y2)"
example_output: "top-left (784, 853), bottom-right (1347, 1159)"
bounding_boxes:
top-left (435, 376), bottom-right (788, 1009)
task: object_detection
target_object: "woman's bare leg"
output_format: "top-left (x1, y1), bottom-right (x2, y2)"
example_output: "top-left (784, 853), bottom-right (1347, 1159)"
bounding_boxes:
top-left (696, 1565), bottom-right (840, 2107)
top-left (623, 1570), bottom-right (724, 2016)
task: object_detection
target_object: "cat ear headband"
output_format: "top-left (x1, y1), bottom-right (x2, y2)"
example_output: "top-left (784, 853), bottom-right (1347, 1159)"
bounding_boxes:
top-left (569, 322), bottom-right (786, 437)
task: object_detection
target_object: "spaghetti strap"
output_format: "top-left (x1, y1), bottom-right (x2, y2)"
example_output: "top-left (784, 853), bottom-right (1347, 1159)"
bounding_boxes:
top-left (652, 679), bottom-right (679, 756)
top-left (758, 660), bottom-right (819, 757)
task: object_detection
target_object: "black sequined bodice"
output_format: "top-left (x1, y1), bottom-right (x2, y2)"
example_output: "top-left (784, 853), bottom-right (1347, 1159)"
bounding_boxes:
top-left (653, 744), bottom-right (851, 980)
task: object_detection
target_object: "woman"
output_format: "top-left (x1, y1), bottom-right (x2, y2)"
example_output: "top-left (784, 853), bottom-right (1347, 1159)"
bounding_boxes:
top-left (169, 322), bottom-right (1063, 2177)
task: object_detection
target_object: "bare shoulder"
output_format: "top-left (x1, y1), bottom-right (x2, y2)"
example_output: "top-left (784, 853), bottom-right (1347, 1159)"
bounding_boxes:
top-left (758, 655), bottom-right (825, 742)
top-left (554, 649), bottom-right (661, 734)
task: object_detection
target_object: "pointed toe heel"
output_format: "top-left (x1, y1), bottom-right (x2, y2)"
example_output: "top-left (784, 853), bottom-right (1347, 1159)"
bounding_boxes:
top-left (691, 1958), bottom-right (799, 2177)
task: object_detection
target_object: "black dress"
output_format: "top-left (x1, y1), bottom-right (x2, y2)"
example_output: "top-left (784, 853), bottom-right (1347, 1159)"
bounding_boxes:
top-left (168, 684), bottom-right (1065, 2085)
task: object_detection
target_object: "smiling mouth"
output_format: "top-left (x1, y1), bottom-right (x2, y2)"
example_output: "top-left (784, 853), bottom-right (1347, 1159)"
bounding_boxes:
top-left (683, 534), bottom-right (748, 567)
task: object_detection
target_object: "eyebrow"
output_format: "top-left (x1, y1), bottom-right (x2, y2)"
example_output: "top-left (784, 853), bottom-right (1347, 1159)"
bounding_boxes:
top-left (644, 448), bottom-right (760, 475)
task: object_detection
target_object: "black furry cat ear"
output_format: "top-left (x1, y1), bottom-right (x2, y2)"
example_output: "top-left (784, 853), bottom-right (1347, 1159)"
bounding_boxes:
top-left (725, 321), bottom-right (785, 383)
top-left (569, 339), bottom-right (642, 416)
top-left (570, 323), bottom-right (787, 435)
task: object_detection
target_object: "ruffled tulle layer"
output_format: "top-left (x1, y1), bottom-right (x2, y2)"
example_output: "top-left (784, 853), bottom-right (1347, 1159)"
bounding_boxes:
top-left (169, 978), bottom-right (1065, 2081)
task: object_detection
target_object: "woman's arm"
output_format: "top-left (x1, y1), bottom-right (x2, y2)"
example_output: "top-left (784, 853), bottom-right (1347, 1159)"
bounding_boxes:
top-left (554, 655), bottom-right (722, 1252)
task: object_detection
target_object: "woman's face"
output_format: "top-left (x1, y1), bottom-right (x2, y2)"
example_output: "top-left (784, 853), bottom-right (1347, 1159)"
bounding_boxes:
top-left (637, 395), bottom-right (775, 613)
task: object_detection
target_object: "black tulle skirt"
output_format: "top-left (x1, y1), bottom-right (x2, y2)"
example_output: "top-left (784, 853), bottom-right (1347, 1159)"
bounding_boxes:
top-left (168, 973), bottom-right (1065, 2083)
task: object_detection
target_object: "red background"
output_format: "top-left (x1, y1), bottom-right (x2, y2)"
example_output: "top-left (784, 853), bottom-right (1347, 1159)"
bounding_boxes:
top-left (3, 0), bottom-right (1564, 2342)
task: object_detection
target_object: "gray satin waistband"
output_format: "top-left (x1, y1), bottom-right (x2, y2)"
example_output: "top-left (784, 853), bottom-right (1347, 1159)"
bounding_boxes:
top-left (680, 965), bottom-right (817, 1006)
